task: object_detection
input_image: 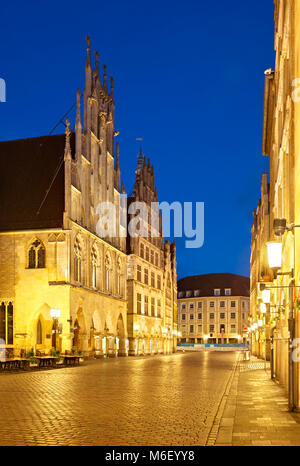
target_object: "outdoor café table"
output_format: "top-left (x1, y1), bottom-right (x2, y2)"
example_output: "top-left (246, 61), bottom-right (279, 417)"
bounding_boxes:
top-left (36, 356), bottom-right (56, 368)
top-left (63, 355), bottom-right (80, 366)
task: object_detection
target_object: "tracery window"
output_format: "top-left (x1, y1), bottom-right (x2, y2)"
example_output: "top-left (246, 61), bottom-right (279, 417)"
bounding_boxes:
top-left (74, 237), bottom-right (83, 283)
top-left (105, 254), bottom-right (111, 292)
top-left (28, 240), bottom-right (45, 269)
top-left (91, 247), bottom-right (98, 289)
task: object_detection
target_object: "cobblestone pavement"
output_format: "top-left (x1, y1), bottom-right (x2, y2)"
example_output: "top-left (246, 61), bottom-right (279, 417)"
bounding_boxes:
top-left (216, 356), bottom-right (300, 446)
top-left (0, 351), bottom-right (238, 446)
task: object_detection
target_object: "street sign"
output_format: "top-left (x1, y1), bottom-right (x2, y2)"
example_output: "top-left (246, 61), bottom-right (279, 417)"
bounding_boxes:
top-left (243, 327), bottom-right (248, 333)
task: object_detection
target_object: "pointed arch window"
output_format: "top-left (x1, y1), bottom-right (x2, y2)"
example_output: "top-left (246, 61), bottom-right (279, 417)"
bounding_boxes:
top-left (117, 258), bottom-right (121, 296)
top-left (28, 240), bottom-right (45, 269)
top-left (74, 237), bottom-right (83, 283)
top-left (105, 254), bottom-right (111, 292)
top-left (37, 319), bottom-right (42, 345)
top-left (91, 247), bottom-right (99, 289)
top-left (0, 302), bottom-right (13, 345)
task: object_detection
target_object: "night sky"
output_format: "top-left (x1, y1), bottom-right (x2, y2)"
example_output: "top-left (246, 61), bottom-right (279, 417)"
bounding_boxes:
top-left (0, 0), bottom-right (275, 279)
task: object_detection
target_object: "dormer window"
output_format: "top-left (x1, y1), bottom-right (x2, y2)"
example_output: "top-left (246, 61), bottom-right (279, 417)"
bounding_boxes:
top-left (214, 289), bottom-right (221, 296)
top-left (225, 289), bottom-right (232, 296)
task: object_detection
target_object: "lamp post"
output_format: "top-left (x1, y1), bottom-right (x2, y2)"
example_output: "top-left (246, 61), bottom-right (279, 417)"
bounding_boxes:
top-left (50, 309), bottom-right (61, 351)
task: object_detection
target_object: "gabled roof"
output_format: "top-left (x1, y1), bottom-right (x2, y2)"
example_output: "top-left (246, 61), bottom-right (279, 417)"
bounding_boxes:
top-left (0, 133), bottom-right (74, 232)
top-left (177, 273), bottom-right (250, 298)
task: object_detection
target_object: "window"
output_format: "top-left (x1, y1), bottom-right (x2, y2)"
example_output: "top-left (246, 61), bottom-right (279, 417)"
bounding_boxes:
top-left (210, 313), bottom-right (215, 320)
top-left (37, 319), bottom-right (42, 345)
top-left (230, 313), bottom-right (236, 319)
top-left (198, 325), bottom-right (202, 332)
top-left (144, 268), bottom-right (149, 285)
top-left (182, 314), bottom-right (186, 321)
top-left (0, 302), bottom-right (13, 345)
top-left (151, 272), bottom-right (155, 288)
top-left (151, 298), bottom-right (155, 316)
top-left (144, 296), bottom-right (149, 315)
top-left (220, 301), bottom-right (225, 308)
top-left (242, 301), bottom-right (245, 309)
top-left (157, 275), bottom-right (161, 290)
top-left (91, 247), bottom-right (98, 289)
top-left (209, 324), bottom-right (214, 333)
top-left (186, 291), bottom-right (192, 297)
top-left (210, 301), bottom-right (215, 308)
top-left (146, 247), bottom-right (149, 262)
top-left (140, 243), bottom-right (144, 259)
top-left (155, 252), bottom-right (159, 267)
top-left (230, 324), bottom-right (236, 333)
top-left (150, 250), bottom-right (154, 264)
top-left (105, 254), bottom-right (111, 291)
top-left (74, 237), bottom-right (83, 283)
top-left (197, 302), bottom-right (202, 308)
top-left (242, 313), bottom-right (245, 320)
top-left (28, 239), bottom-right (46, 269)
top-left (137, 265), bottom-right (142, 282)
top-left (116, 259), bottom-right (121, 295)
top-left (190, 325), bottom-right (194, 333)
top-left (231, 301), bottom-right (236, 308)
top-left (214, 289), bottom-right (221, 296)
top-left (157, 299), bottom-right (161, 318)
top-left (225, 289), bottom-right (231, 296)
top-left (189, 303), bottom-right (194, 309)
top-left (198, 313), bottom-right (202, 320)
top-left (181, 303), bottom-right (186, 310)
top-left (190, 314), bottom-right (194, 320)
top-left (194, 290), bottom-right (200, 297)
top-left (137, 293), bottom-right (142, 314)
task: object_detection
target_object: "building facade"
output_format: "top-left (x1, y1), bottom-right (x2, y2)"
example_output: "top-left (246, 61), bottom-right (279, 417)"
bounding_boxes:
top-left (126, 149), bottom-right (177, 355)
top-left (250, 173), bottom-right (271, 360)
top-left (177, 274), bottom-right (250, 344)
top-left (251, 0), bottom-right (300, 410)
top-left (0, 38), bottom-right (177, 358)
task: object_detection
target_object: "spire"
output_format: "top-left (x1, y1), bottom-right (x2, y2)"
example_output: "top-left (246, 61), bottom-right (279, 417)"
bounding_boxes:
top-left (116, 142), bottom-right (120, 170)
top-left (75, 89), bottom-right (82, 159)
top-left (76, 89), bottom-right (81, 126)
top-left (103, 64), bottom-right (107, 91)
top-left (110, 76), bottom-right (114, 99)
top-left (85, 35), bottom-right (91, 70)
top-left (137, 145), bottom-right (144, 171)
top-left (64, 118), bottom-right (71, 160)
top-left (94, 51), bottom-right (99, 76)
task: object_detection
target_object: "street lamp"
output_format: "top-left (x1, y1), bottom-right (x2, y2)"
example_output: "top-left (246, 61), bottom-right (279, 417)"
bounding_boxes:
top-left (267, 241), bottom-right (283, 269)
top-left (260, 303), bottom-right (267, 314)
top-left (262, 289), bottom-right (271, 304)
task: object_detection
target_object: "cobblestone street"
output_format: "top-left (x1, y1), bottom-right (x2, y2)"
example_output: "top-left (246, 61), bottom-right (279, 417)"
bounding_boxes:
top-left (0, 352), bottom-right (238, 446)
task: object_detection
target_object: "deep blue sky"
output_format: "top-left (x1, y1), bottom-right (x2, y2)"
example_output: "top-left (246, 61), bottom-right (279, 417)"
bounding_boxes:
top-left (0, 0), bottom-right (274, 279)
